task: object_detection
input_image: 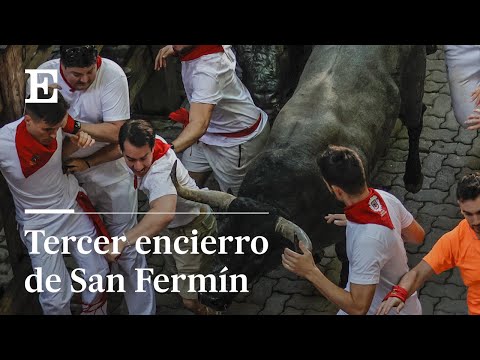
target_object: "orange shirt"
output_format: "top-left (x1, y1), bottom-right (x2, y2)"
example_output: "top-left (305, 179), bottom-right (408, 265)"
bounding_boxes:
top-left (423, 219), bottom-right (480, 315)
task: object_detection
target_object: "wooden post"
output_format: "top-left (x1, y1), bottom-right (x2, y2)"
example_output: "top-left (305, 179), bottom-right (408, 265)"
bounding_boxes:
top-left (0, 45), bottom-right (42, 314)
top-left (0, 46), bottom-right (25, 125)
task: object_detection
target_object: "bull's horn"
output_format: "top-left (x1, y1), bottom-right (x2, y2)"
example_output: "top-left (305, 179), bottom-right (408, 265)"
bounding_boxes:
top-left (275, 217), bottom-right (313, 252)
top-left (170, 160), bottom-right (236, 210)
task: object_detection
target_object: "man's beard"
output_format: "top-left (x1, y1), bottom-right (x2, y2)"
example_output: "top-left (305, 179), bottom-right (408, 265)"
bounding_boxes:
top-left (471, 224), bottom-right (480, 237)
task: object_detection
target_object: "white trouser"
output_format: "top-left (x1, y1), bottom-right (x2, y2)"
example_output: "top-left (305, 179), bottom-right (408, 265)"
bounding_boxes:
top-left (20, 202), bottom-right (109, 315)
top-left (80, 175), bottom-right (138, 237)
top-left (80, 176), bottom-right (156, 315)
top-left (110, 244), bottom-right (156, 315)
top-left (181, 122), bottom-right (271, 195)
top-left (444, 45), bottom-right (480, 127)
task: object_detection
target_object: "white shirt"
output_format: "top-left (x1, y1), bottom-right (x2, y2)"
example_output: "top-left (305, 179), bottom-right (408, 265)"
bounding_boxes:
top-left (0, 118), bottom-right (80, 229)
top-left (181, 46), bottom-right (268, 147)
top-left (129, 136), bottom-right (202, 229)
top-left (338, 190), bottom-right (422, 315)
top-left (36, 58), bottom-right (130, 186)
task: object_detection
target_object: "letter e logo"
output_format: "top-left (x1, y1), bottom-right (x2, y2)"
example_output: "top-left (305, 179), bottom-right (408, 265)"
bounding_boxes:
top-left (25, 69), bottom-right (58, 103)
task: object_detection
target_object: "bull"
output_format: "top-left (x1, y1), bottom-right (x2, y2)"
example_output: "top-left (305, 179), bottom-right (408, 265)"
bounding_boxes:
top-left (171, 45), bottom-right (427, 311)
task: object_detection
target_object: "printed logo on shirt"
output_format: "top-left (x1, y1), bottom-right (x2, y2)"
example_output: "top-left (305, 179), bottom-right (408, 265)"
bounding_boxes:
top-left (30, 154), bottom-right (40, 165)
top-left (368, 195), bottom-right (387, 216)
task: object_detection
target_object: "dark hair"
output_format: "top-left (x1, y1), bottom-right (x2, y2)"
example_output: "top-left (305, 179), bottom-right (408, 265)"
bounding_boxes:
top-left (317, 145), bottom-right (367, 195)
top-left (60, 45), bottom-right (98, 68)
top-left (25, 89), bottom-right (69, 126)
top-left (119, 119), bottom-right (155, 152)
top-left (457, 172), bottom-right (480, 202)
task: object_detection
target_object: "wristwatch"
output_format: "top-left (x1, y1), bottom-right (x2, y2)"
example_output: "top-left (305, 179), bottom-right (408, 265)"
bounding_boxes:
top-left (72, 120), bottom-right (82, 135)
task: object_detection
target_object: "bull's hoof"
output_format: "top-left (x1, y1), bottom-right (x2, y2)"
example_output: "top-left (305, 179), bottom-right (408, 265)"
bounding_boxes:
top-left (403, 173), bottom-right (424, 194)
top-left (199, 292), bottom-right (231, 312)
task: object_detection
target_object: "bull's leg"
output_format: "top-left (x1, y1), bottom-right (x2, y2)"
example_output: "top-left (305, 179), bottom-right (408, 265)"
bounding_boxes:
top-left (404, 115), bottom-right (424, 193)
top-left (335, 240), bottom-right (349, 288)
top-left (400, 46), bottom-right (427, 193)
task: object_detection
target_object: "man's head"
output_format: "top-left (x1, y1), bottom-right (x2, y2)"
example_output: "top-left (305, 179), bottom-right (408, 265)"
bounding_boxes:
top-left (60, 45), bottom-right (98, 91)
top-left (317, 145), bottom-right (367, 202)
top-left (457, 172), bottom-right (480, 236)
top-left (119, 119), bottom-right (156, 177)
top-left (24, 89), bottom-right (69, 145)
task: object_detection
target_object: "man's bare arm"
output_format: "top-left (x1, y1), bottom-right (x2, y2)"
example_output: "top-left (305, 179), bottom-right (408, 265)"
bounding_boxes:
top-left (376, 260), bottom-right (434, 315)
top-left (401, 219), bottom-right (425, 245)
top-left (64, 143), bottom-right (122, 173)
top-left (283, 241), bottom-right (377, 315)
top-left (77, 120), bottom-right (126, 143)
top-left (171, 103), bottom-right (214, 153)
top-left (104, 195), bottom-right (176, 262)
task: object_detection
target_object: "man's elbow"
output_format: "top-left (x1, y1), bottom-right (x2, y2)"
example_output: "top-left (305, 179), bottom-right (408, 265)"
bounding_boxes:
top-left (418, 228), bottom-right (426, 244)
top-left (402, 225), bottom-right (426, 245)
top-left (349, 304), bottom-right (370, 315)
top-left (190, 121), bottom-right (209, 138)
top-left (164, 213), bottom-right (175, 225)
top-left (413, 227), bottom-right (426, 245)
top-left (108, 121), bottom-right (126, 143)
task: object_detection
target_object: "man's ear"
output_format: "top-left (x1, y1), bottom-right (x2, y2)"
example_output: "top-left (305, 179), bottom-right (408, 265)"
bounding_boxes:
top-left (331, 185), bottom-right (343, 199)
top-left (24, 114), bottom-right (32, 125)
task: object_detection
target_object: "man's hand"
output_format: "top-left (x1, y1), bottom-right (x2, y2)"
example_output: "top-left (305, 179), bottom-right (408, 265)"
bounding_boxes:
top-left (325, 213), bottom-right (347, 226)
top-left (48, 83), bottom-right (62, 90)
top-left (466, 108), bottom-right (480, 130)
top-left (70, 131), bottom-right (95, 148)
top-left (375, 297), bottom-right (405, 315)
top-left (103, 240), bottom-right (128, 263)
top-left (282, 241), bottom-right (317, 278)
top-left (154, 45), bottom-right (174, 70)
top-left (471, 86), bottom-right (480, 107)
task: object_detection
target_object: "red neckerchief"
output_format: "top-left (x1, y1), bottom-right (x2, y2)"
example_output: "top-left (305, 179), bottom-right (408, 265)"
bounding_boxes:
top-left (344, 188), bottom-right (394, 230)
top-left (134, 139), bottom-right (171, 189)
top-left (60, 56), bottom-right (103, 92)
top-left (76, 192), bottom-right (111, 240)
top-left (169, 107), bottom-right (190, 128)
top-left (15, 120), bottom-right (57, 178)
top-left (179, 45), bottom-right (224, 62)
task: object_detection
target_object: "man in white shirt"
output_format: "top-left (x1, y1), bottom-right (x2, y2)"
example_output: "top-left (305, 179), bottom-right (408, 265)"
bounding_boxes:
top-left (282, 145), bottom-right (425, 315)
top-left (154, 45), bottom-right (270, 196)
top-left (104, 119), bottom-right (218, 315)
top-left (0, 90), bottom-right (109, 314)
top-left (444, 45), bottom-right (480, 130)
top-left (34, 45), bottom-right (155, 314)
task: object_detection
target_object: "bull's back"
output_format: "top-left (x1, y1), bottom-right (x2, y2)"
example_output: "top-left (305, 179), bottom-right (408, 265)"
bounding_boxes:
top-left (269, 45), bottom-right (413, 167)
top-left (240, 45), bottom-right (417, 251)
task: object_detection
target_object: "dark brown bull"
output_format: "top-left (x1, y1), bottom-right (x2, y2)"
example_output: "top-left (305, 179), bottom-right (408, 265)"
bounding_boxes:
top-left (172, 45), bottom-right (427, 311)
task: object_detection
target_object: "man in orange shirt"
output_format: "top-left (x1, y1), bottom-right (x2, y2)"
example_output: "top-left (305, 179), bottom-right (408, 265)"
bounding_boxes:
top-left (376, 173), bottom-right (480, 315)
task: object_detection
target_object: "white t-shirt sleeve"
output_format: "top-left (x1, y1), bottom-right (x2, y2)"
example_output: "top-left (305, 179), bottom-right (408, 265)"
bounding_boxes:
top-left (101, 76), bottom-right (130, 122)
top-left (142, 164), bottom-right (177, 203)
top-left (348, 234), bottom-right (386, 285)
top-left (391, 193), bottom-right (414, 228)
top-left (190, 66), bottom-right (221, 105)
